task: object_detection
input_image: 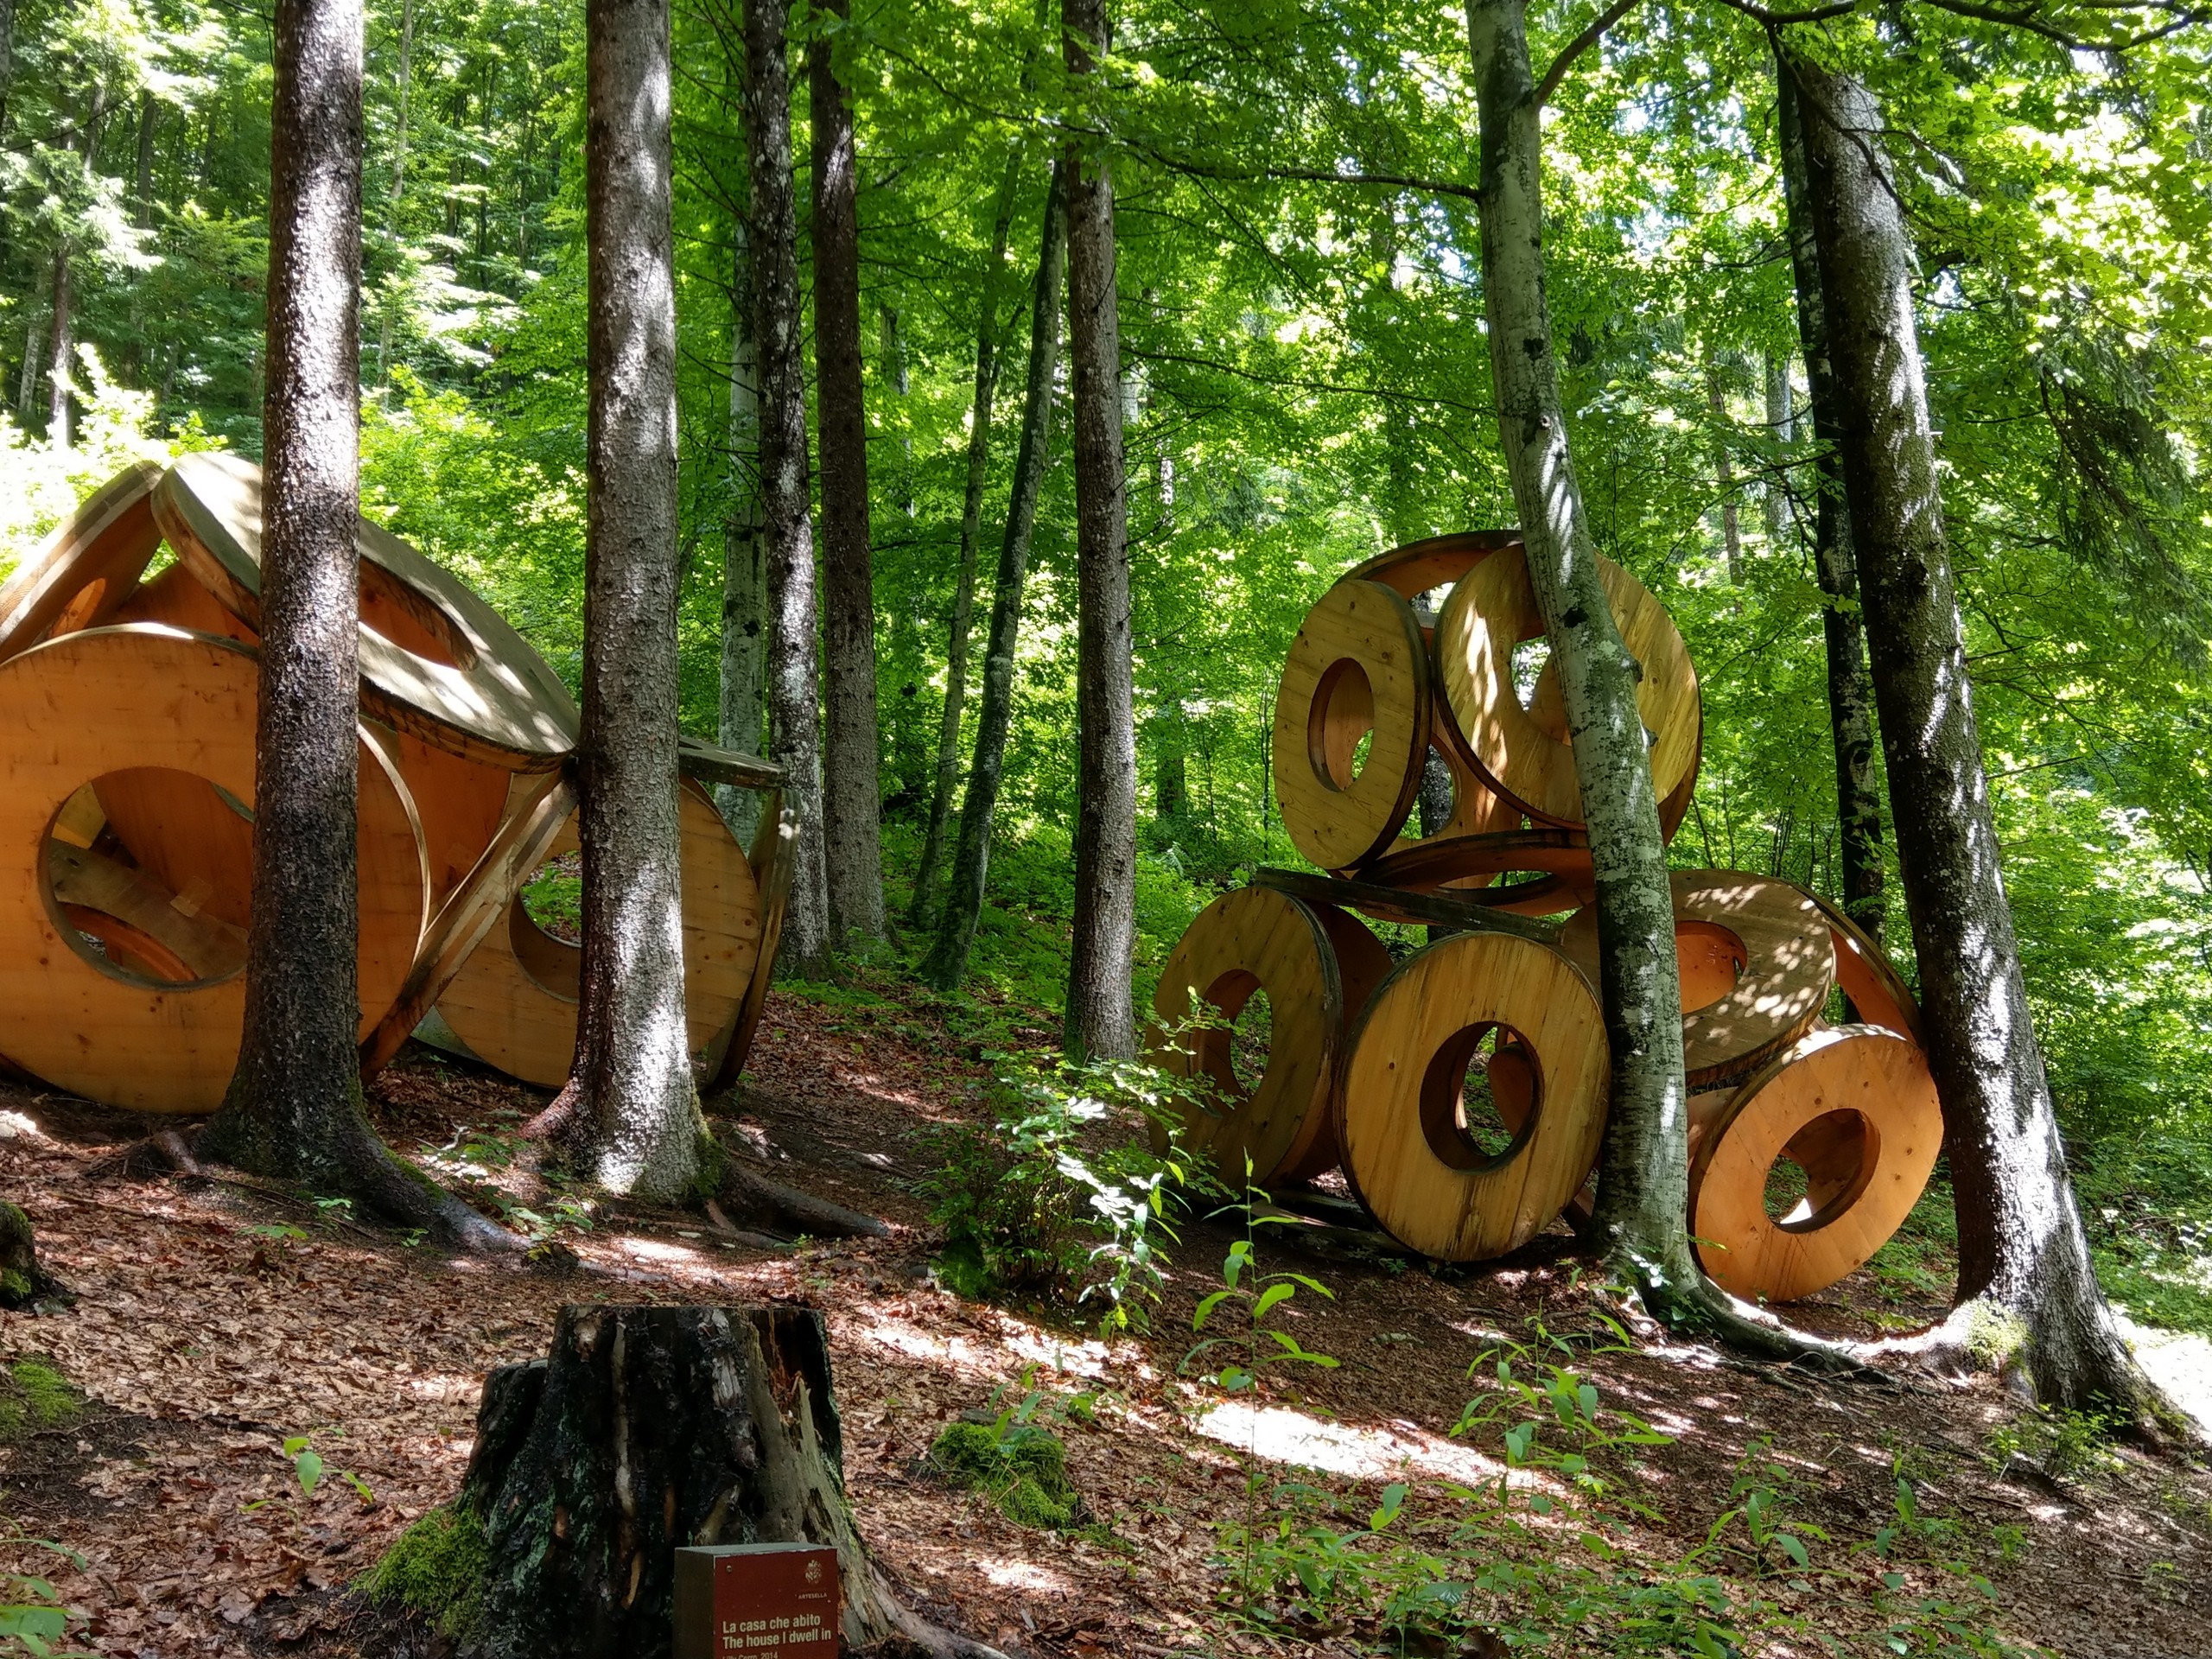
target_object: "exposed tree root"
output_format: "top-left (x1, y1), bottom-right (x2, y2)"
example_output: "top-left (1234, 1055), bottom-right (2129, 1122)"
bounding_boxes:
top-left (1605, 1243), bottom-right (1891, 1382)
top-left (714, 1150), bottom-right (889, 1240)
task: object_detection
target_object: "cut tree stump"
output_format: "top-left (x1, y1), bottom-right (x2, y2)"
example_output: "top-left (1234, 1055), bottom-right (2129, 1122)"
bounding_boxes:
top-left (0, 1200), bottom-right (71, 1310)
top-left (461, 1304), bottom-right (994, 1659)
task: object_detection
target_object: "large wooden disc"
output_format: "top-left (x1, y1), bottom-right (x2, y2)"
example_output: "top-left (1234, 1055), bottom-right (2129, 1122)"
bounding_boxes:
top-left (1270, 580), bottom-right (1431, 872)
top-left (706, 790), bottom-right (798, 1092)
top-left (1689, 1025), bottom-right (1942, 1302)
top-left (153, 452), bottom-right (579, 768)
top-left (1341, 531), bottom-right (1518, 605)
top-left (0, 463), bottom-right (167, 665)
top-left (1807, 891), bottom-right (1920, 1043)
top-left (1557, 870), bottom-right (1834, 1090)
top-left (0, 625), bottom-right (428, 1112)
top-left (1147, 887), bottom-right (1369, 1186)
top-left (1336, 931), bottom-right (1610, 1262)
top-left (435, 782), bottom-right (760, 1087)
top-left (1434, 545), bottom-right (1700, 827)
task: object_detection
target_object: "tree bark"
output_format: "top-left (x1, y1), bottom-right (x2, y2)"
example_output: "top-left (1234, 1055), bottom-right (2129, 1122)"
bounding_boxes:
top-left (910, 149), bottom-right (1021, 926)
top-left (554, 0), bottom-right (702, 1205)
top-left (746, 0), bottom-right (831, 976)
top-left (1706, 358), bottom-right (1742, 584)
top-left (718, 213), bottom-right (767, 845)
top-left (45, 249), bottom-right (73, 447)
top-left (1467, 0), bottom-right (1703, 1316)
top-left (0, 1199), bottom-right (69, 1310)
top-left (0, 0), bottom-right (16, 141)
top-left (15, 306), bottom-right (41, 422)
top-left (200, 0), bottom-right (508, 1253)
top-left (1154, 709), bottom-right (1188, 822)
top-left (1777, 63), bottom-right (1885, 944)
top-left (1793, 54), bottom-right (2147, 1412)
top-left (921, 167), bottom-right (1068, 991)
top-left (1762, 349), bottom-right (1791, 550)
top-left (465, 1306), bottom-right (1005, 1659)
top-left (810, 0), bottom-right (885, 952)
top-left (374, 0), bottom-right (412, 386)
top-left (1060, 0), bottom-right (1136, 1062)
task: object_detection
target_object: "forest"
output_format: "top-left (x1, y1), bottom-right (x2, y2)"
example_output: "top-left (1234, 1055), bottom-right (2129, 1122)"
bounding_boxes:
top-left (2, 0), bottom-right (2212, 1652)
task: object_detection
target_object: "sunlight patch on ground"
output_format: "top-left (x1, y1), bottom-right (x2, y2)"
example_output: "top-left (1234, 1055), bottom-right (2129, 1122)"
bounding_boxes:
top-left (1192, 1402), bottom-right (1508, 1487)
top-left (976, 1557), bottom-right (1076, 1593)
top-left (404, 1373), bottom-right (486, 1404)
top-left (2117, 1314), bottom-right (2212, 1437)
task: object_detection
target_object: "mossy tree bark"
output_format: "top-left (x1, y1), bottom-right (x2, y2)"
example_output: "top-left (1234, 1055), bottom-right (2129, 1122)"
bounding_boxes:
top-left (461, 1305), bottom-right (1002, 1658)
top-left (199, 0), bottom-right (509, 1252)
top-left (0, 1200), bottom-right (68, 1309)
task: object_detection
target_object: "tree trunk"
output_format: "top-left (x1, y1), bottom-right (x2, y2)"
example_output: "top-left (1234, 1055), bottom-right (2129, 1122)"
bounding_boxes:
top-left (552, 0), bottom-right (701, 1205)
top-left (1706, 358), bottom-right (1741, 584)
top-left (909, 150), bottom-right (1021, 926)
top-left (1793, 54), bottom-right (2147, 1413)
top-left (880, 303), bottom-right (914, 518)
top-left (1777, 63), bottom-right (1885, 944)
top-left (747, 0), bottom-right (830, 976)
top-left (921, 167), bottom-right (1068, 991)
top-left (718, 214), bottom-right (767, 844)
top-left (1762, 349), bottom-right (1791, 550)
top-left (1466, 0), bottom-right (1701, 1316)
top-left (1154, 709), bottom-right (1188, 822)
top-left (199, 0), bottom-right (507, 1253)
top-left (374, 0), bottom-right (412, 386)
top-left (0, 1200), bottom-right (69, 1310)
top-left (463, 1306), bottom-right (1005, 1659)
top-left (0, 0), bottom-right (16, 141)
top-left (16, 306), bottom-right (41, 423)
top-left (1060, 0), bottom-right (1136, 1063)
top-left (45, 249), bottom-right (73, 447)
top-left (131, 91), bottom-right (158, 226)
top-left (810, 0), bottom-right (884, 953)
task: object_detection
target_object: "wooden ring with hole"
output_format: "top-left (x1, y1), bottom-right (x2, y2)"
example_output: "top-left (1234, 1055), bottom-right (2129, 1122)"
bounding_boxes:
top-left (153, 452), bottom-right (580, 769)
top-left (1806, 890), bottom-right (1920, 1043)
top-left (1688, 1024), bottom-right (1942, 1302)
top-left (1270, 580), bottom-right (1431, 872)
top-left (0, 462), bottom-right (168, 666)
top-left (434, 780), bottom-right (760, 1087)
top-left (1336, 931), bottom-right (1610, 1262)
top-left (0, 625), bottom-right (428, 1112)
top-left (1147, 887), bottom-right (1390, 1186)
top-left (1340, 531), bottom-right (1520, 604)
top-left (1556, 870), bottom-right (1834, 1090)
top-left (1434, 544), bottom-right (1700, 827)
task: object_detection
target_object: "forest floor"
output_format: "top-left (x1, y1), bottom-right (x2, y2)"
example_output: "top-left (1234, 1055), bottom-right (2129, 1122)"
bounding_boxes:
top-left (3, 975), bottom-right (2211, 1659)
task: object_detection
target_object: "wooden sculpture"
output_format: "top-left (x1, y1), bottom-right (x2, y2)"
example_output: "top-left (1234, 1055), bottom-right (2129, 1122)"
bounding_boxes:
top-left (0, 462), bottom-right (168, 664)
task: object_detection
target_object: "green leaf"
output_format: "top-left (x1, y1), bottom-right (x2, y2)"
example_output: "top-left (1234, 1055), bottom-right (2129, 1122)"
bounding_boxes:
top-left (1192, 1289), bottom-right (1231, 1331)
top-left (292, 1447), bottom-right (324, 1497)
top-left (1777, 1533), bottom-right (1808, 1568)
top-left (1250, 1281), bottom-right (1295, 1320)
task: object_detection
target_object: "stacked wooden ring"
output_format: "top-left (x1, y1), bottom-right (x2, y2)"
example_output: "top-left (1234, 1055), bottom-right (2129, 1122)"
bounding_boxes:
top-left (1149, 532), bottom-right (1942, 1302)
top-left (0, 457), bottom-right (792, 1113)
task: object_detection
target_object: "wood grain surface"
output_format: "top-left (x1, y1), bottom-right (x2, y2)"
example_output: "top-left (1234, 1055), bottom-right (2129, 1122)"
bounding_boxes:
top-left (0, 462), bottom-right (168, 664)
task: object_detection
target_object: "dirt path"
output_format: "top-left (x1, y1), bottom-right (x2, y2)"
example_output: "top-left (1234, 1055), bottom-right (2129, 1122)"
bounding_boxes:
top-left (2, 988), bottom-right (2208, 1656)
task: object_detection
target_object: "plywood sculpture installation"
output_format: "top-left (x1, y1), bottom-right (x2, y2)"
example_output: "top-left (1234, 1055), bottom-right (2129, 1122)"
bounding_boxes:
top-left (0, 461), bottom-right (790, 1114)
top-left (1150, 530), bottom-right (1946, 1303)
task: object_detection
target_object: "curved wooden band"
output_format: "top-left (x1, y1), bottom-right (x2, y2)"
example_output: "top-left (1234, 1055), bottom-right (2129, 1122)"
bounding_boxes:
top-left (0, 462), bottom-right (168, 665)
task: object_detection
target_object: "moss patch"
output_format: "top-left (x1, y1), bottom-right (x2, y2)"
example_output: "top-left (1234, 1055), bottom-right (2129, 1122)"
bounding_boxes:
top-left (360, 1503), bottom-right (490, 1640)
top-left (0, 1358), bottom-right (83, 1442)
top-left (926, 1421), bottom-right (1081, 1529)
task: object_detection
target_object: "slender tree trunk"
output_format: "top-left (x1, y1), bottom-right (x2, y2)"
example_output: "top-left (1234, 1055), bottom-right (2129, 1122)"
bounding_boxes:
top-left (921, 167), bottom-right (1067, 990)
top-left (1793, 54), bottom-right (2147, 1412)
top-left (0, 0), bottom-right (15, 141)
top-left (1060, 0), bottom-right (1136, 1061)
top-left (131, 92), bottom-right (158, 225)
top-left (376, 0), bottom-right (412, 385)
top-left (718, 214), bottom-right (767, 842)
top-left (1777, 65), bottom-right (1885, 944)
top-left (1154, 709), bottom-right (1188, 821)
top-left (810, 0), bottom-right (884, 951)
top-left (200, 0), bottom-right (506, 1251)
top-left (747, 0), bottom-right (830, 976)
top-left (1763, 349), bottom-right (1791, 550)
top-left (552, 0), bottom-right (701, 1203)
top-left (1706, 358), bottom-right (1742, 583)
top-left (910, 149), bottom-right (1020, 925)
top-left (880, 302), bottom-right (914, 517)
top-left (45, 250), bottom-right (73, 446)
top-left (1467, 0), bottom-right (1703, 1319)
top-left (16, 307), bottom-right (42, 423)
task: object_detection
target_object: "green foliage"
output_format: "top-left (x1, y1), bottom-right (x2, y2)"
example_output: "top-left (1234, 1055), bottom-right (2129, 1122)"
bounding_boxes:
top-left (0, 1361), bottom-right (82, 1444)
top-left (360, 1503), bottom-right (491, 1642)
top-left (1983, 1407), bottom-right (2124, 1484)
top-left (925, 1419), bottom-right (1081, 1530)
top-left (0, 1525), bottom-right (89, 1658)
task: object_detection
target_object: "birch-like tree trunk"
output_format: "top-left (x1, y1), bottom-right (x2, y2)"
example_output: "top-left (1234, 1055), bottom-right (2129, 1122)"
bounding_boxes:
top-left (1060, 0), bottom-right (1136, 1062)
top-left (746, 0), bottom-right (830, 976)
top-left (374, 0), bottom-right (412, 385)
top-left (1762, 350), bottom-right (1791, 550)
top-left (556, 0), bottom-right (701, 1203)
top-left (922, 167), bottom-right (1068, 991)
top-left (1467, 0), bottom-right (1700, 1313)
top-left (43, 249), bottom-right (71, 445)
top-left (718, 213), bottom-right (767, 843)
top-left (1706, 358), bottom-right (1742, 583)
top-left (1777, 64), bottom-right (1885, 942)
top-left (810, 0), bottom-right (884, 950)
top-left (200, 0), bottom-right (506, 1250)
top-left (1794, 54), bottom-right (2148, 1412)
top-left (909, 149), bottom-right (1021, 925)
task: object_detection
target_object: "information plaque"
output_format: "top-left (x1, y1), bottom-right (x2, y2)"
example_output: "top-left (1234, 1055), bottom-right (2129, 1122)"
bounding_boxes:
top-left (673, 1542), bottom-right (842, 1659)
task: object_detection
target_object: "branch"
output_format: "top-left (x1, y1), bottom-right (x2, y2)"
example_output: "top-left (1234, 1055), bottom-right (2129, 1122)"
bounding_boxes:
top-left (1126, 142), bottom-right (1482, 205)
top-left (1536, 0), bottom-right (1644, 107)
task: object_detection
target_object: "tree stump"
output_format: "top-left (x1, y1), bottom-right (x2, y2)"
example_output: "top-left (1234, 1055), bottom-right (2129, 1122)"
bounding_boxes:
top-left (461, 1304), bottom-right (999, 1659)
top-left (0, 1201), bottom-right (70, 1311)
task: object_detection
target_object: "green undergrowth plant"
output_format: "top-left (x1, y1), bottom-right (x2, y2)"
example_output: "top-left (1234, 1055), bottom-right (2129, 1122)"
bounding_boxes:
top-left (0, 1526), bottom-right (89, 1657)
top-left (1983, 1405), bottom-right (2124, 1484)
top-left (359, 1503), bottom-right (491, 1642)
top-left (925, 1376), bottom-right (1086, 1529)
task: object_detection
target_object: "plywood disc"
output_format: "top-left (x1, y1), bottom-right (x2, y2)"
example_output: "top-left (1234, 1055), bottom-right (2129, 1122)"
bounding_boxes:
top-left (0, 625), bottom-right (428, 1113)
top-left (1271, 580), bottom-right (1430, 872)
top-left (435, 782), bottom-right (760, 1087)
top-left (1147, 887), bottom-right (1387, 1187)
top-left (153, 452), bottom-right (579, 768)
top-left (0, 463), bottom-right (167, 665)
top-left (1336, 931), bottom-right (1609, 1262)
top-left (1434, 545), bottom-right (1700, 827)
top-left (1807, 891), bottom-right (1920, 1043)
top-left (1341, 531), bottom-right (1518, 607)
top-left (1689, 1025), bottom-right (1942, 1302)
top-left (1557, 871), bottom-right (1834, 1090)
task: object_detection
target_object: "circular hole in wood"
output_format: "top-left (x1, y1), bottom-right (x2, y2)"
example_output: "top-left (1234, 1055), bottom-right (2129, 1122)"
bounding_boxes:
top-left (1764, 1107), bottom-right (1878, 1233)
top-left (1228, 986), bottom-right (1273, 1096)
top-left (512, 849), bottom-right (582, 1001)
top-left (1306, 658), bottom-right (1376, 791)
top-left (1676, 919), bottom-right (1747, 1015)
top-left (1510, 637), bottom-right (1551, 714)
top-left (1192, 968), bottom-right (1263, 1118)
top-left (1419, 1023), bottom-right (1540, 1173)
top-left (40, 772), bottom-right (252, 989)
top-left (359, 558), bottom-right (479, 671)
